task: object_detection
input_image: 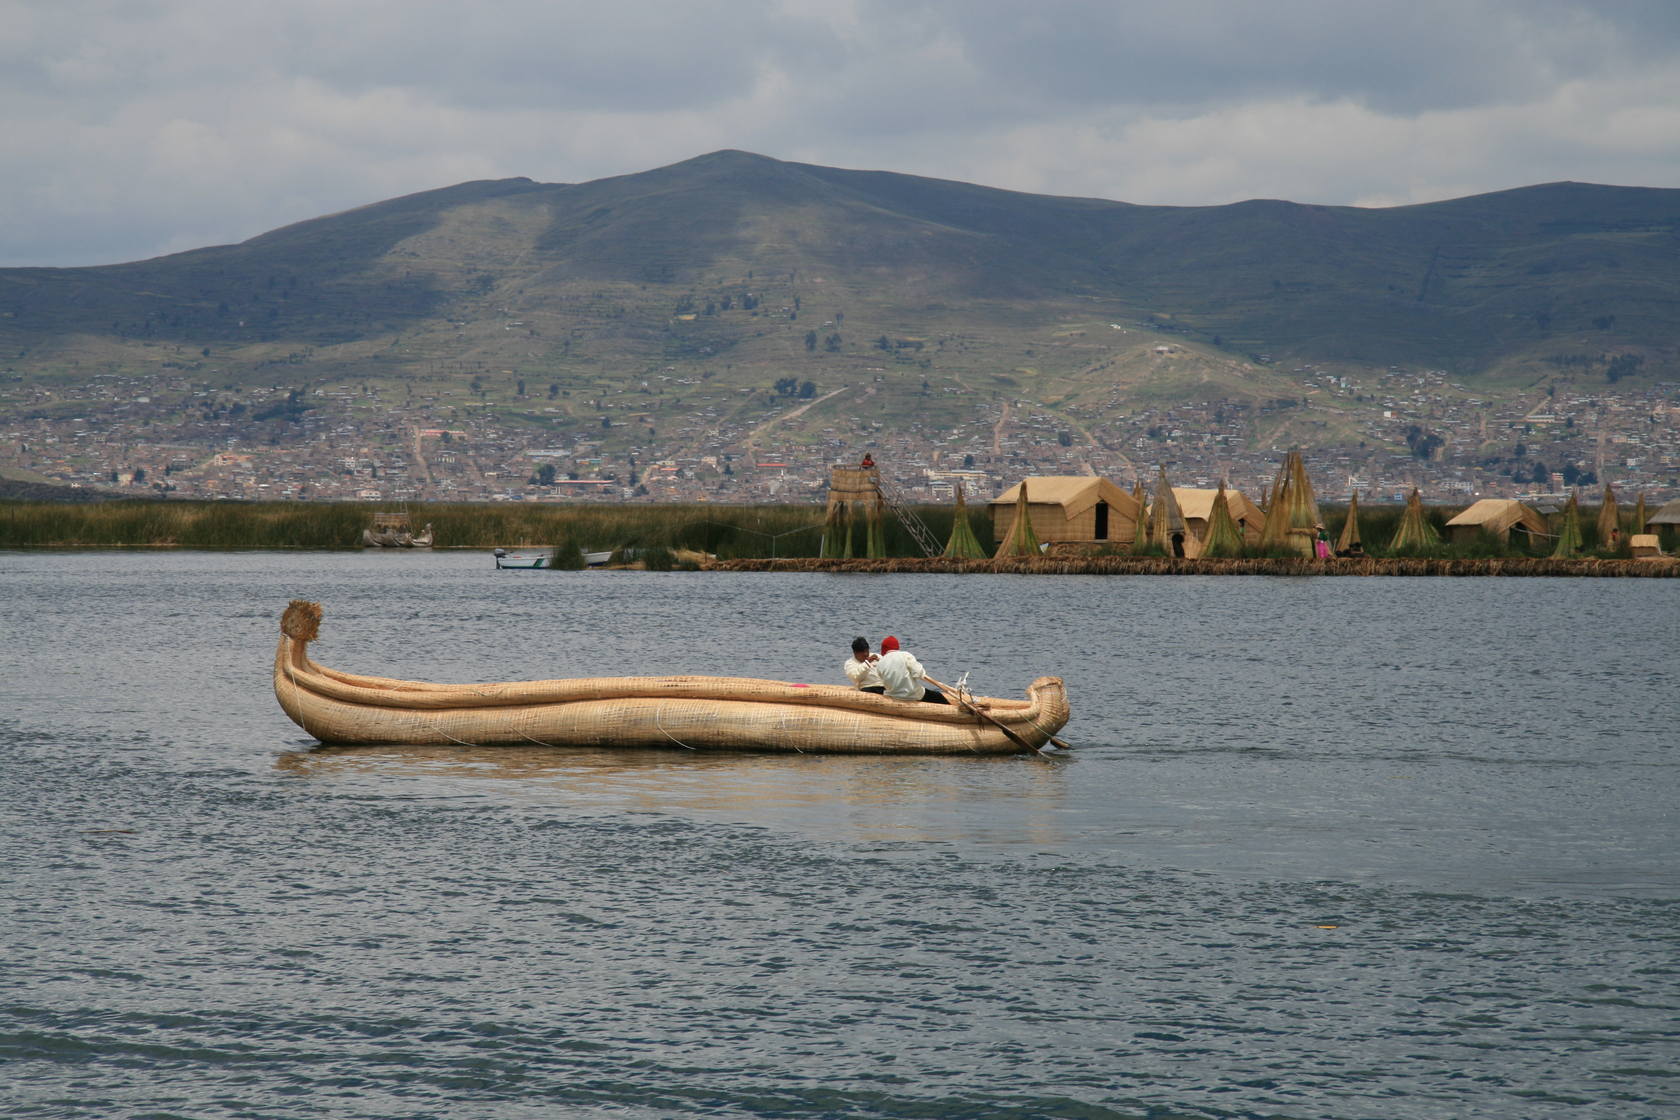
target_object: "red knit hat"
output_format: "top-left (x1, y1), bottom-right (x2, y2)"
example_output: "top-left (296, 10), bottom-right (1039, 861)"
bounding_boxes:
top-left (880, 635), bottom-right (899, 652)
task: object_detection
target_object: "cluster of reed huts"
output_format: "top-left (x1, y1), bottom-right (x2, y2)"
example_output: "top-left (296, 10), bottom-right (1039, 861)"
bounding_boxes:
top-left (813, 454), bottom-right (1676, 566)
top-left (975, 455), bottom-right (1676, 562)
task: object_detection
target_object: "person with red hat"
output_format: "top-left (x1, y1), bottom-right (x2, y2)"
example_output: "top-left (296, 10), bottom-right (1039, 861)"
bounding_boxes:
top-left (874, 635), bottom-right (947, 704)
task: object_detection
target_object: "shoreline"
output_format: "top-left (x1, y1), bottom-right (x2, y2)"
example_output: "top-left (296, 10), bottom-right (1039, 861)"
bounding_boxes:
top-left (709, 555), bottom-right (1680, 577)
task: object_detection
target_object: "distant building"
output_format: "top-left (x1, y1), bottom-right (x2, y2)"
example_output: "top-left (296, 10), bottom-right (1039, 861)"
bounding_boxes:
top-left (1443, 499), bottom-right (1548, 546)
top-left (989, 476), bottom-right (1141, 547)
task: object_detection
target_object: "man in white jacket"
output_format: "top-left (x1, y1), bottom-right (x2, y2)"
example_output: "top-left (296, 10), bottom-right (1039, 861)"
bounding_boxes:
top-left (873, 635), bottom-right (948, 704)
top-left (843, 636), bottom-right (886, 694)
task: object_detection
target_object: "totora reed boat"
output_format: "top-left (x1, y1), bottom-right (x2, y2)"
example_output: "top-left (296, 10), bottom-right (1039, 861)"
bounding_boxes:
top-left (274, 601), bottom-right (1070, 754)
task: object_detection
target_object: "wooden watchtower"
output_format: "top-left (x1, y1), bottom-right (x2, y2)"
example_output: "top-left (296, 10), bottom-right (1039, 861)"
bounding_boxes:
top-left (822, 465), bottom-right (886, 558)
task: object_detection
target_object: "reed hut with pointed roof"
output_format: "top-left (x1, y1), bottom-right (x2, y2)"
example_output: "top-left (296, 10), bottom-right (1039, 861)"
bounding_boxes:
top-left (1389, 488), bottom-right (1441, 554)
top-left (1258, 451), bottom-right (1322, 556)
top-left (993, 480), bottom-right (1044, 558)
top-left (1444, 499), bottom-right (1549, 547)
top-left (1173, 487), bottom-right (1266, 547)
top-left (1552, 492), bottom-right (1583, 557)
top-left (1147, 467), bottom-right (1199, 558)
top-left (942, 483), bottom-right (988, 559)
top-left (989, 476), bottom-right (1141, 549)
top-left (1197, 483), bottom-right (1248, 558)
top-left (1336, 491), bottom-right (1364, 556)
top-left (1596, 483), bottom-right (1621, 548)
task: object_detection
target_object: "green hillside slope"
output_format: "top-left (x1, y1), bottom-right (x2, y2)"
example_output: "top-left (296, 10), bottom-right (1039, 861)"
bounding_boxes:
top-left (1, 151), bottom-right (1674, 378)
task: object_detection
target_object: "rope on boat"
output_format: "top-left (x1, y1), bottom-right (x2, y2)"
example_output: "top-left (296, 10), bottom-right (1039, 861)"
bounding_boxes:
top-left (430, 724), bottom-right (484, 749)
top-left (654, 704), bottom-right (697, 751)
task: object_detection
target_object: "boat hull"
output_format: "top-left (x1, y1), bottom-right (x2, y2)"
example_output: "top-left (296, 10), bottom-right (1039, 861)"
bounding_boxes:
top-left (494, 549), bottom-right (613, 568)
top-left (273, 602), bottom-right (1069, 755)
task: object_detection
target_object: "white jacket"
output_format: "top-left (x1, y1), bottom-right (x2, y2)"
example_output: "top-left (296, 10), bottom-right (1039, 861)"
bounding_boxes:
top-left (844, 656), bottom-right (885, 690)
top-left (873, 649), bottom-right (926, 700)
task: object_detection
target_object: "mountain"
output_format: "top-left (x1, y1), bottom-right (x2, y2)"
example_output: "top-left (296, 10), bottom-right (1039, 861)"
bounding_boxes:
top-left (2, 152), bottom-right (1677, 506)
top-left (3, 151), bottom-right (1675, 373)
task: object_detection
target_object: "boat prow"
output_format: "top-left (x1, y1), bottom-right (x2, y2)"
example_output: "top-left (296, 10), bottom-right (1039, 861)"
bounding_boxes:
top-left (274, 601), bottom-right (1069, 755)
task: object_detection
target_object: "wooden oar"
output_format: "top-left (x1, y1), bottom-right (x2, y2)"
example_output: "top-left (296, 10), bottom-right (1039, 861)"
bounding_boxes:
top-left (922, 675), bottom-right (1069, 754)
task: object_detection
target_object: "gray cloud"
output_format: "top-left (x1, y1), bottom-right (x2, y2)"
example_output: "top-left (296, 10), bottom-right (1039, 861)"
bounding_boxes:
top-left (2, 0), bottom-right (1677, 265)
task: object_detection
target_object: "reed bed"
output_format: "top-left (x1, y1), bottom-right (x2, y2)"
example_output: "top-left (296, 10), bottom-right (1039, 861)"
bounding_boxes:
top-left (0, 500), bottom-right (369, 548)
top-left (0, 499), bottom-right (980, 556)
top-left (1, 497), bottom-right (1667, 567)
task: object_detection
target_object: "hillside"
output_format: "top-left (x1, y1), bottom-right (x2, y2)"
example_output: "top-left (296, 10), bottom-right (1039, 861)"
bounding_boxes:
top-left (1, 152), bottom-right (1676, 505)
top-left (2, 151), bottom-right (1675, 372)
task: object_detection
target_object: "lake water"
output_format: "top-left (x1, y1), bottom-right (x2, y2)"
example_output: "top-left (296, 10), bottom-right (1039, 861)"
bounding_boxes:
top-left (3, 550), bottom-right (1676, 1120)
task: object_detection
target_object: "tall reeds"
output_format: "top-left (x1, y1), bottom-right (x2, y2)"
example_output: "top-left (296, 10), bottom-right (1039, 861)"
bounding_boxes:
top-left (0, 499), bottom-right (982, 558)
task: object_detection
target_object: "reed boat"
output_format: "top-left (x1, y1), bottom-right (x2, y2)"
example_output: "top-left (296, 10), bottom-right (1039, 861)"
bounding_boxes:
top-left (274, 601), bottom-right (1070, 754)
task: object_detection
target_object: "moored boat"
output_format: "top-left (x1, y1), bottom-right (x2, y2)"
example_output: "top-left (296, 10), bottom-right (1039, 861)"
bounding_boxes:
top-left (494, 548), bottom-right (613, 568)
top-left (362, 510), bottom-right (433, 548)
top-left (273, 601), bottom-right (1070, 754)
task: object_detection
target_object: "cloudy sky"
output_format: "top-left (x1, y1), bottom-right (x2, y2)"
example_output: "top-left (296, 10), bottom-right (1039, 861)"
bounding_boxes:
top-left (5, 0), bottom-right (1679, 266)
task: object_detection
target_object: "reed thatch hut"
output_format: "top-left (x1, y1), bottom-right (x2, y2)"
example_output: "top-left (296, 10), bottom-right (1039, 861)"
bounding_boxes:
top-left (1174, 487), bottom-right (1267, 547)
top-left (989, 476), bottom-right (1141, 549)
top-left (1630, 534), bottom-right (1665, 559)
top-left (1444, 499), bottom-right (1549, 546)
top-left (1648, 497), bottom-right (1680, 548)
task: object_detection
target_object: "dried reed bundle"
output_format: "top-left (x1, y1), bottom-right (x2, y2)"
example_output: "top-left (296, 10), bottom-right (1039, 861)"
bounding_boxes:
top-left (942, 483), bottom-right (988, 559)
top-left (1199, 482), bottom-right (1246, 558)
top-left (1553, 491), bottom-right (1584, 557)
top-left (1336, 491), bottom-right (1363, 554)
top-left (1389, 488), bottom-right (1441, 553)
top-left (1596, 483), bottom-right (1620, 546)
top-left (281, 599), bottom-right (322, 642)
top-left (993, 479), bottom-right (1043, 559)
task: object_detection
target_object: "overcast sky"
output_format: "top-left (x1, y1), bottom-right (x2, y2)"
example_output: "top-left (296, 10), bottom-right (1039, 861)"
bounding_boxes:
top-left (5, 0), bottom-right (1678, 266)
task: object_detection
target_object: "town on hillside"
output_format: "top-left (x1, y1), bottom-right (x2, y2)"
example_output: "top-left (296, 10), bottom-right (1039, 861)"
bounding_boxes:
top-left (3, 363), bottom-right (1676, 507)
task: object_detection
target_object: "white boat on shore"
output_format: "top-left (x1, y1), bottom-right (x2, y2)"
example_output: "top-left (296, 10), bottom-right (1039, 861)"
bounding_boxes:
top-left (494, 547), bottom-right (613, 569)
